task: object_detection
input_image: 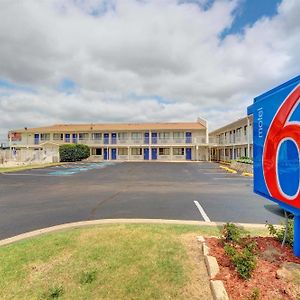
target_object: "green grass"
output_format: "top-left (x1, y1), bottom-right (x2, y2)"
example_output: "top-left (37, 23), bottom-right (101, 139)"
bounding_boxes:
top-left (0, 224), bottom-right (269, 299)
top-left (0, 163), bottom-right (64, 173)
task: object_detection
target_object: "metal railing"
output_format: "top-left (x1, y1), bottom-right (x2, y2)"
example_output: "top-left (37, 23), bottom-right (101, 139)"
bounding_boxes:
top-left (29, 137), bottom-right (208, 146)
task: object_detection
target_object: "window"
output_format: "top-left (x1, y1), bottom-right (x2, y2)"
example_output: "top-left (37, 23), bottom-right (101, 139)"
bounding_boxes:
top-left (173, 148), bottom-right (184, 155)
top-left (40, 133), bottom-right (50, 141)
top-left (92, 148), bottom-right (102, 155)
top-left (79, 133), bottom-right (89, 140)
top-left (131, 148), bottom-right (142, 155)
top-left (131, 132), bottom-right (142, 140)
top-left (92, 133), bottom-right (102, 140)
top-left (244, 125), bottom-right (247, 136)
top-left (173, 132), bottom-right (184, 139)
top-left (159, 148), bottom-right (170, 155)
top-left (118, 132), bottom-right (128, 140)
top-left (118, 148), bottom-right (128, 155)
top-left (53, 133), bottom-right (63, 141)
top-left (159, 132), bottom-right (170, 139)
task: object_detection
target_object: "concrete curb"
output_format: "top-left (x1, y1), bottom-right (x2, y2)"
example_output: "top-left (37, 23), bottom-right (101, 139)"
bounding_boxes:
top-left (197, 235), bottom-right (229, 300)
top-left (242, 172), bottom-right (254, 177)
top-left (0, 219), bottom-right (268, 247)
top-left (219, 165), bottom-right (237, 174)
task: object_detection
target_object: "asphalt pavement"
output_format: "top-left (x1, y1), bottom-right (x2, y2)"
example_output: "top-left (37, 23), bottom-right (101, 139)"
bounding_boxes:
top-left (0, 162), bottom-right (284, 239)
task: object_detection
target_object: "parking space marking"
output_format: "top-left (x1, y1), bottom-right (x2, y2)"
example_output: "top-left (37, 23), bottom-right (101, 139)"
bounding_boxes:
top-left (202, 172), bottom-right (227, 175)
top-left (193, 200), bottom-right (211, 222)
top-left (213, 177), bottom-right (252, 180)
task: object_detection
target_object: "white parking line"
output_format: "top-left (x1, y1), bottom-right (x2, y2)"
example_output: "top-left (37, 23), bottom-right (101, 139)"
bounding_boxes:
top-left (193, 200), bottom-right (211, 222)
top-left (213, 177), bottom-right (251, 180)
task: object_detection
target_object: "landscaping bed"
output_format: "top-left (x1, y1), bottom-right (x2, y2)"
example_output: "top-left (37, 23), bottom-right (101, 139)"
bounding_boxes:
top-left (207, 230), bottom-right (300, 299)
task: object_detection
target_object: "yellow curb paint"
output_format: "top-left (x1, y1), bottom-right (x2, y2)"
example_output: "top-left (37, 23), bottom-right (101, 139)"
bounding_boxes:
top-left (242, 172), bottom-right (253, 177)
top-left (219, 165), bottom-right (237, 174)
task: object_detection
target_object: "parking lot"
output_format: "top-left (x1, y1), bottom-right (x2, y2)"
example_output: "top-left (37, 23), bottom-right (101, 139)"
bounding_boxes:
top-left (0, 162), bottom-right (284, 239)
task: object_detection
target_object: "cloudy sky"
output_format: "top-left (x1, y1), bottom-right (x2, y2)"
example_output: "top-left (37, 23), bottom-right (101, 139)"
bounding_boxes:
top-left (0, 0), bottom-right (299, 143)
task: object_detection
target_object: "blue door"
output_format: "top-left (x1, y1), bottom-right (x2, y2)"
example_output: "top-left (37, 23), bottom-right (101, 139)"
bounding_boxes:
top-left (72, 133), bottom-right (77, 144)
top-left (104, 148), bottom-right (109, 160)
top-left (144, 132), bottom-right (149, 144)
top-left (111, 148), bottom-right (117, 160)
top-left (104, 133), bottom-right (109, 144)
top-left (111, 133), bottom-right (117, 144)
top-left (152, 132), bottom-right (157, 144)
top-left (152, 148), bottom-right (157, 160)
top-left (185, 132), bottom-right (192, 143)
top-left (34, 133), bottom-right (39, 145)
top-left (186, 148), bottom-right (192, 160)
top-left (65, 134), bottom-right (70, 143)
top-left (144, 148), bottom-right (149, 160)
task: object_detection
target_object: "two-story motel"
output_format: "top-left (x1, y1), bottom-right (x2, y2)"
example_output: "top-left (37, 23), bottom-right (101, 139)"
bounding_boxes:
top-left (8, 118), bottom-right (209, 161)
top-left (209, 116), bottom-right (253, 162)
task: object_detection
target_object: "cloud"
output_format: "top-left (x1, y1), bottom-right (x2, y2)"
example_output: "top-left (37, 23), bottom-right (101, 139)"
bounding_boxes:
top-left (0, 0), bottom-right (300, 143)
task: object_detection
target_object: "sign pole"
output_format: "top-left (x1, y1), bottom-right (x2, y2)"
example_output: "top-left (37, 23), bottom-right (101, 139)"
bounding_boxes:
top-left (294, 215), bottom-right (300, 257)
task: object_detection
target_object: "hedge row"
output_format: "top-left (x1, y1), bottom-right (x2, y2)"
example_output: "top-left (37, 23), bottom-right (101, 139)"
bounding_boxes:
top-left (59, 144), bottom-right (90, 162)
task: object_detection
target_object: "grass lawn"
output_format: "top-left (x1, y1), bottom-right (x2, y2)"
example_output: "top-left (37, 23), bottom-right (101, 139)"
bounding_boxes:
top-left (0, 224), bottom-right (219, 300)
top-left (0, 163), bottom-right (64, 173)
top-left (0, 224), bottom-right (269, 299)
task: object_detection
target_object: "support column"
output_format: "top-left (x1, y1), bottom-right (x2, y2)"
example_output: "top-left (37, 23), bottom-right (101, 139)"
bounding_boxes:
top-left (247, 117), bottom-right (250, 158)
top-left (294, 215), bottom-right (300, 257)
top-left (149, 130), bottom-right (152, 161)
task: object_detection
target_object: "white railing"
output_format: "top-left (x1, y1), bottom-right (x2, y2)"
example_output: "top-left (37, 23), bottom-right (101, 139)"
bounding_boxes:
top-left (29, 137), bottom-right (209, 146)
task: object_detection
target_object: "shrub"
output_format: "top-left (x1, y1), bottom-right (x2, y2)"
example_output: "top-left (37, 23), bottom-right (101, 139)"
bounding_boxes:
top-left (236, 157), bottom-right (253, 165)
top-left (59, 144), bottom-right (90, 162)
top-left (267, 219), bottom-right (294, 247)
top-left (232, 246), bottom-right (257, 280)
top-left (221, 222), bottom-right (247, 244)
top-left (222, 223), bottom-right (257, 280)
top-left (225, 242), bottom-right (257, 280)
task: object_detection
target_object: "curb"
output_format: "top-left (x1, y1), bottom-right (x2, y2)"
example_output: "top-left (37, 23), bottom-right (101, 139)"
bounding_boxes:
top-left (0, 219), bottom-right (268, 247)
top-left (242, 172), bottom-right (253, 177)
top-left (197, 235), bottom-right (229, 300)
top-left (219, 165), bottom-right (237, 174)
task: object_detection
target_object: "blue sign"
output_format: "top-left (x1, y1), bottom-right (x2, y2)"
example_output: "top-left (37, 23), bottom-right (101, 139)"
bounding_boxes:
top-left (248, 75), bottom-right (300, 256)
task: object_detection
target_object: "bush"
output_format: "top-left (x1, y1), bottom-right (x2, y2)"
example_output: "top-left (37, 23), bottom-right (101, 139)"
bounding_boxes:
top-left (267, 218), bottom-right (294, 247)
top-left (59, 144), bottom-right (90, 162)
top-left (225, 242), bottom-right (257, 280)
top-left (236, 157), bottom-right (253, 165)
top-left (221, 223), bottom-right (248, 244)
top-left (222, 223), bottom-right (257, 280)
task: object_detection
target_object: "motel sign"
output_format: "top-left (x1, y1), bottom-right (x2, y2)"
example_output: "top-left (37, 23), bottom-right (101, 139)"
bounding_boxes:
top-left (248, 75), bottom-right (300, 257)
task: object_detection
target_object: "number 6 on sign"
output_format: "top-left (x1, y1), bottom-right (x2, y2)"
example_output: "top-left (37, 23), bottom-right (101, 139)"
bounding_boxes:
top-left (263, 85), bottom-right (300, 207)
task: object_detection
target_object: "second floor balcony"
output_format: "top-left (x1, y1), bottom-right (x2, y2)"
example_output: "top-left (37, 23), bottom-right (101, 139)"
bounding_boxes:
top-left (29, 136), bottom-right (208, 146)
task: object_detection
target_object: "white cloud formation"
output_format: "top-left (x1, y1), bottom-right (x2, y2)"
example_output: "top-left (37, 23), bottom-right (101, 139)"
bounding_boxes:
top-left (0, 0), bottom-right (300, 143)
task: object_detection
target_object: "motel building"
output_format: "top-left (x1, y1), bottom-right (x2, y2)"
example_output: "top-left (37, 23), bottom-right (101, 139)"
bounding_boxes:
top-left (8, 118), bottom-right (210, 162)
top-left (209, 116), bottom-right (253, 162)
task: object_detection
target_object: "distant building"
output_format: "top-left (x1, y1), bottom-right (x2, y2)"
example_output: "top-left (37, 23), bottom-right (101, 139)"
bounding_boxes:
top-left (8, 119), bottom-right (209, 161)
top-left (209, 116), bottom-right (253, 162)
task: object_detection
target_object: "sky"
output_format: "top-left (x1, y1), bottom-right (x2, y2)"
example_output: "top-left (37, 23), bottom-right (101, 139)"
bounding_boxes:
top-left (0, 0), bottom-right (299, 144)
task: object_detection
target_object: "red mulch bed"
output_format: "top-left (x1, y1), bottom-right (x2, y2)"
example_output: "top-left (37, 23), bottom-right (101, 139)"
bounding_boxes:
top-left (207, 237), bottom-right (300, 300)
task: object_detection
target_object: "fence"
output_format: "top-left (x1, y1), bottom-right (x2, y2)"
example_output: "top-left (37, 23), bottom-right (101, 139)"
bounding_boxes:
top-left (0, 149), bottom-right (59, 164)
